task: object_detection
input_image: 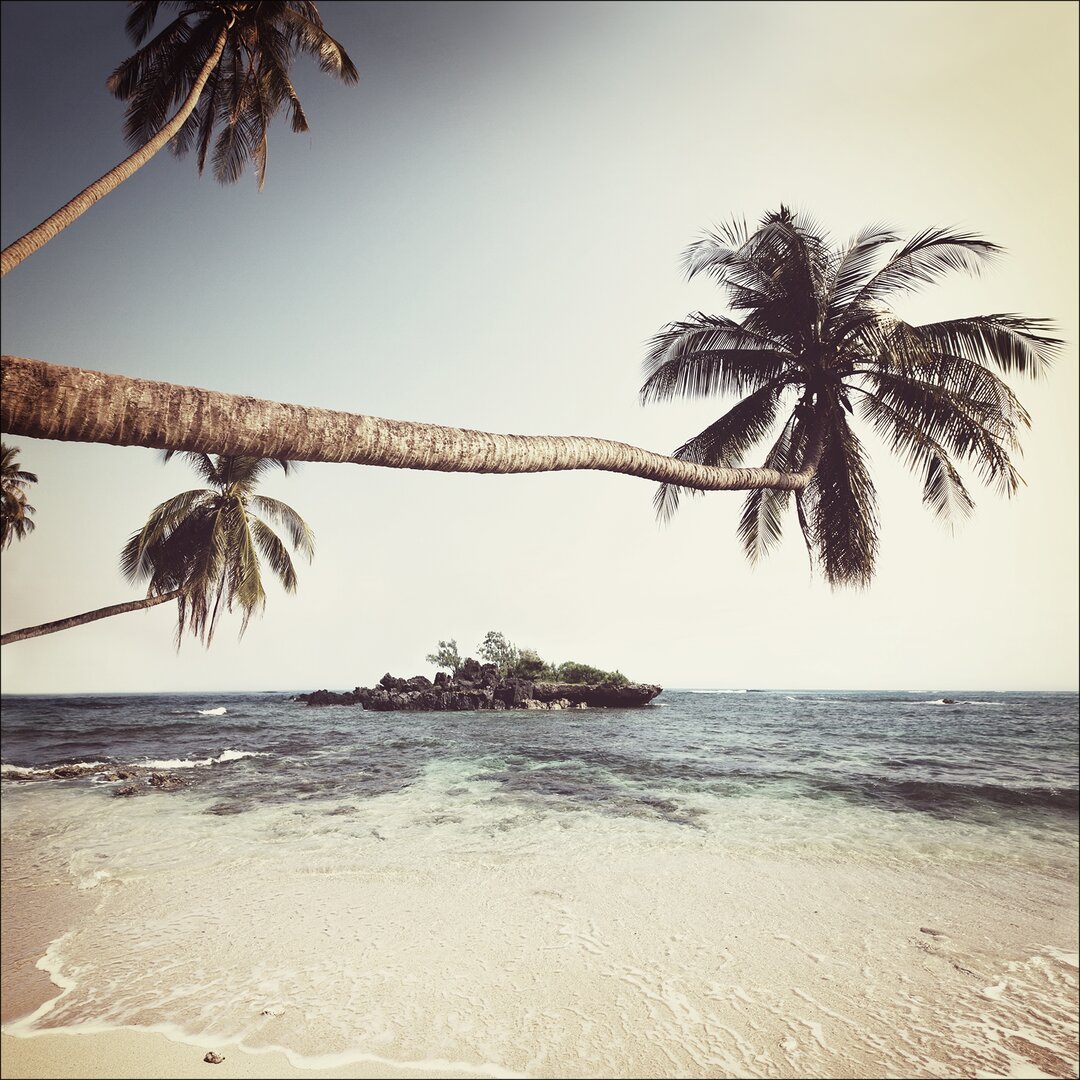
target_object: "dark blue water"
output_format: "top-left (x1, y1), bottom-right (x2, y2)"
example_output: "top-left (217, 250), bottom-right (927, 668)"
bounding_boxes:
top-left (3, 689), bottom-right (1076, 825)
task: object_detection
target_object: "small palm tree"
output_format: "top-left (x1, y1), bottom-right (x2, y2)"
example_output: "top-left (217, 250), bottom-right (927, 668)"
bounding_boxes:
top-left (1, 1), bottom-right (357, 276)
top-left (1, 443), bottom-right (38, 549)
top-left (643, 207), bottom-right (1061, 586)
top-left (121, 453), bottom-right (315, 645)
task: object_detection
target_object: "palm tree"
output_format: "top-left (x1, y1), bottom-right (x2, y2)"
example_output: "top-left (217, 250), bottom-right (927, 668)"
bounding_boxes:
top-left (1, 354), bottom-right (816, 494)
top-left (120, 452), bottom-right (315, 645)
top-left (1, 452), bottom-right (313, 647)
top-left (0, 1), bottom-right (357, 277)
top-left (1, 443), bottom-right (38, 549)
top-left (642, 207), bottom-right (1062, 585)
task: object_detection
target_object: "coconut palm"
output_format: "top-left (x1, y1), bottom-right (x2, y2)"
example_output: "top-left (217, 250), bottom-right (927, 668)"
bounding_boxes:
top-left (1, 443), bottom-right (38, 549)
top-left (120, 452), bottom-right (315, 645)
top-left (1, 451), bottom-right (313, 647)
top-left (0, 1), bottom-right (357, 277)
top-left (642, 206), bottom-right (1062, 586)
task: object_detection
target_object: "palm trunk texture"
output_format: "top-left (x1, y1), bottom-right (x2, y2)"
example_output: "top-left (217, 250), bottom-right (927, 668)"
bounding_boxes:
top-left (1, 589), bottom-right (182, 646)
top-left (0, 28), bottom-right (229, 278)
top-left (1, 356), bottom-right (822, 492)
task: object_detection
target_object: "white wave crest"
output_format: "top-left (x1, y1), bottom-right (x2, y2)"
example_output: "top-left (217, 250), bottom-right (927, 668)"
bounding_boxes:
top-left (198, 707), bottom-right (227, 716)
top-left (2, 761), bottom-right (107, 778)
top-left (134, 749), bottom-right (265, 770)
top-left (922, 699), bottom-right (1002, 706)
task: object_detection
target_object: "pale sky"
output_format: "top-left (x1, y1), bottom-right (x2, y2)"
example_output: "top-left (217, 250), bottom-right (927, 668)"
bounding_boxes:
top-left (1, 1), bottom-right (1077, 693)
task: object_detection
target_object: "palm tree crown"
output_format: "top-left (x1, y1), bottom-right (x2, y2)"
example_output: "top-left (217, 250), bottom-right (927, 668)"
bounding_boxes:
top-left (642, 207), bottom-right (1062, 586)
top-left (1, 443), bottom-right (38, 549)
top-left (108, 1), bottom-right (358, 188)
top-left (121, 453), bottom-right (315, 645)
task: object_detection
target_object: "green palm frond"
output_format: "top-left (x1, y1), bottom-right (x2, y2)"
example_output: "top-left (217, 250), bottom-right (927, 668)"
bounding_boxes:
top-left (861, 372), bottom-right (1023, 495)
top-left (653, 382), bottom-right (789, 522)
top-left (736, 416), bottom-right (814, 562)
top-left (641, 314), bottom-right (791, 403)
top-left (250, 495), bottom-right (315, 559)
top-left (908, 315), bottom-right (1061, 379)
top-left (849, 228), bottom-right (1000, 306)
top-left (804, 418), bottom-right (879, 587)
top-left (824, 224), bottom-right (899, 320)
top-left (250, 517), bottom-right (299, 592)
top-left (852, 388), bottom-right (975, 523)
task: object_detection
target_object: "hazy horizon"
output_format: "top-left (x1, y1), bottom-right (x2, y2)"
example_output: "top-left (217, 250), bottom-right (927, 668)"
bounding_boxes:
top-left (2, 1), bottom-right (1077, 695)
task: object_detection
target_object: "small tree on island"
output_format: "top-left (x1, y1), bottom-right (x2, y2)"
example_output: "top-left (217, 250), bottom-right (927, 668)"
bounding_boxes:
top-left (425, 639), bottom-right (463, 674)
top-left (476, 630), bottom-right (519, 677)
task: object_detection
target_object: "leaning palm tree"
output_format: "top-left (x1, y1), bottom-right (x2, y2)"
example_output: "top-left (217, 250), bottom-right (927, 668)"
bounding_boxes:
top-left (120, 452), bottom-right (315, 645)
top-left (1, 452), bottom-right (313, 647)
top-left (642, 206), bottom-right (1062, 586)
top-left (0, 1), bottom-right (357, 277)
top-left (0, 354), bottom-right (819, 495)
top-left (1, 443), bottom-right (38, 549)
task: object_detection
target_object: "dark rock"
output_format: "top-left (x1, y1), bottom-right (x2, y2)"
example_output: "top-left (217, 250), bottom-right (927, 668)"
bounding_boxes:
top-left (149, 772), bottom-right (187, 791)
top-left (941, 698), bottom-right (957, 705)
top-left (920, 926), bottom-right (947, 937)
top-left (50, 764), bottom-right (100, 779)
top-left (297, 661), bottom-right (661, 712)
top-left (114, 784), bottom-right (144, 798)
top-left (203, 1051), bottom-right (225, 1064)
top-left (102, 768), bottom-right (142, 782)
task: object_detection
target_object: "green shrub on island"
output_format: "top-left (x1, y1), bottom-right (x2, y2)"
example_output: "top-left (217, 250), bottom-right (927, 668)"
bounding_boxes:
top-left (424, 639), bottom-right (463, 675)
top-left (428, 632), bottom-right (629, 686)
top-left (556, 661), bottom-right (629, 688)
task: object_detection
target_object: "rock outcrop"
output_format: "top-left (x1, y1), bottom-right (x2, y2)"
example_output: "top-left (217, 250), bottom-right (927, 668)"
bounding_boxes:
top-left (297, 658), bottom-right (661, 711)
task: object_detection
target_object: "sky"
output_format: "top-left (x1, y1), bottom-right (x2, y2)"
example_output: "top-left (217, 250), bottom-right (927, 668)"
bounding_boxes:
top-left (1, 1), bottom-right (1077, 694)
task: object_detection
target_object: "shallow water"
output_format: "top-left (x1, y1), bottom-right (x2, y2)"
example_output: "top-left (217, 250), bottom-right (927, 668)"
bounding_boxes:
top-left (2, 690), bottom-right (1077, 1077)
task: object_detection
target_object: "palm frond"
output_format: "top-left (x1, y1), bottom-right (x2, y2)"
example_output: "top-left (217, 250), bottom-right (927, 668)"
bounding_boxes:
top-left (736, 415), bottom-right (806, 562)
top-left (278, 7), bottom-right (359, 82)
top-left (652, 382), bottom-right (789, 523)
top-left (908, 315), bottom-right (1061, 379)
top-left (249, 495), bottom-right (315, 558)
top-left (250, 517), bottom-right (299, 592)
top-left (852, 387), bottom-right (975, 523)
top-left (824, 224), bottom-right (898, 321)
top-left (803, 417), bottom-right (879, 587)
top-left (641, 314), bottom-right (792, 403)
top-left (850, 227), bottom-right (1000, 306)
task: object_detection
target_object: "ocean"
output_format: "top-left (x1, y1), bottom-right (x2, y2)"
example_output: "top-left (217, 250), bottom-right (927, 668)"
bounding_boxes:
top-left (1, 689), bottom-right (1077, 1078)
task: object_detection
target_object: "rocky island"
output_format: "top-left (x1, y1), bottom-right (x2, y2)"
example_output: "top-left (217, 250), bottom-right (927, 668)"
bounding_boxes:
top-left (297, 657), bottom-right (662, 712)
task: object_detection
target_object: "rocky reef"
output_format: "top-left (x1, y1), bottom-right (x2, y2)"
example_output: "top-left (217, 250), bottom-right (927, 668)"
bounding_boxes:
top-left (297, 658), bottom-right (661, 711)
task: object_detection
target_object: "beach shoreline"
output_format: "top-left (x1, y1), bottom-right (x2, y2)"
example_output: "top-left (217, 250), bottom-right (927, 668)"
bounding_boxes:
top-left (0, 1030), bottom-right (497, 1080)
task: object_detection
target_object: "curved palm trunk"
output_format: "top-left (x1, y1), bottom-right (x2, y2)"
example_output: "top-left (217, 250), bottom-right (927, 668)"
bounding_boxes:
top-left (1, 589), bottom-right (182, 646)
top-left (0, 27), bottom-right (229, 278)
top-left (1, 356), bottom-right (822, 493)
